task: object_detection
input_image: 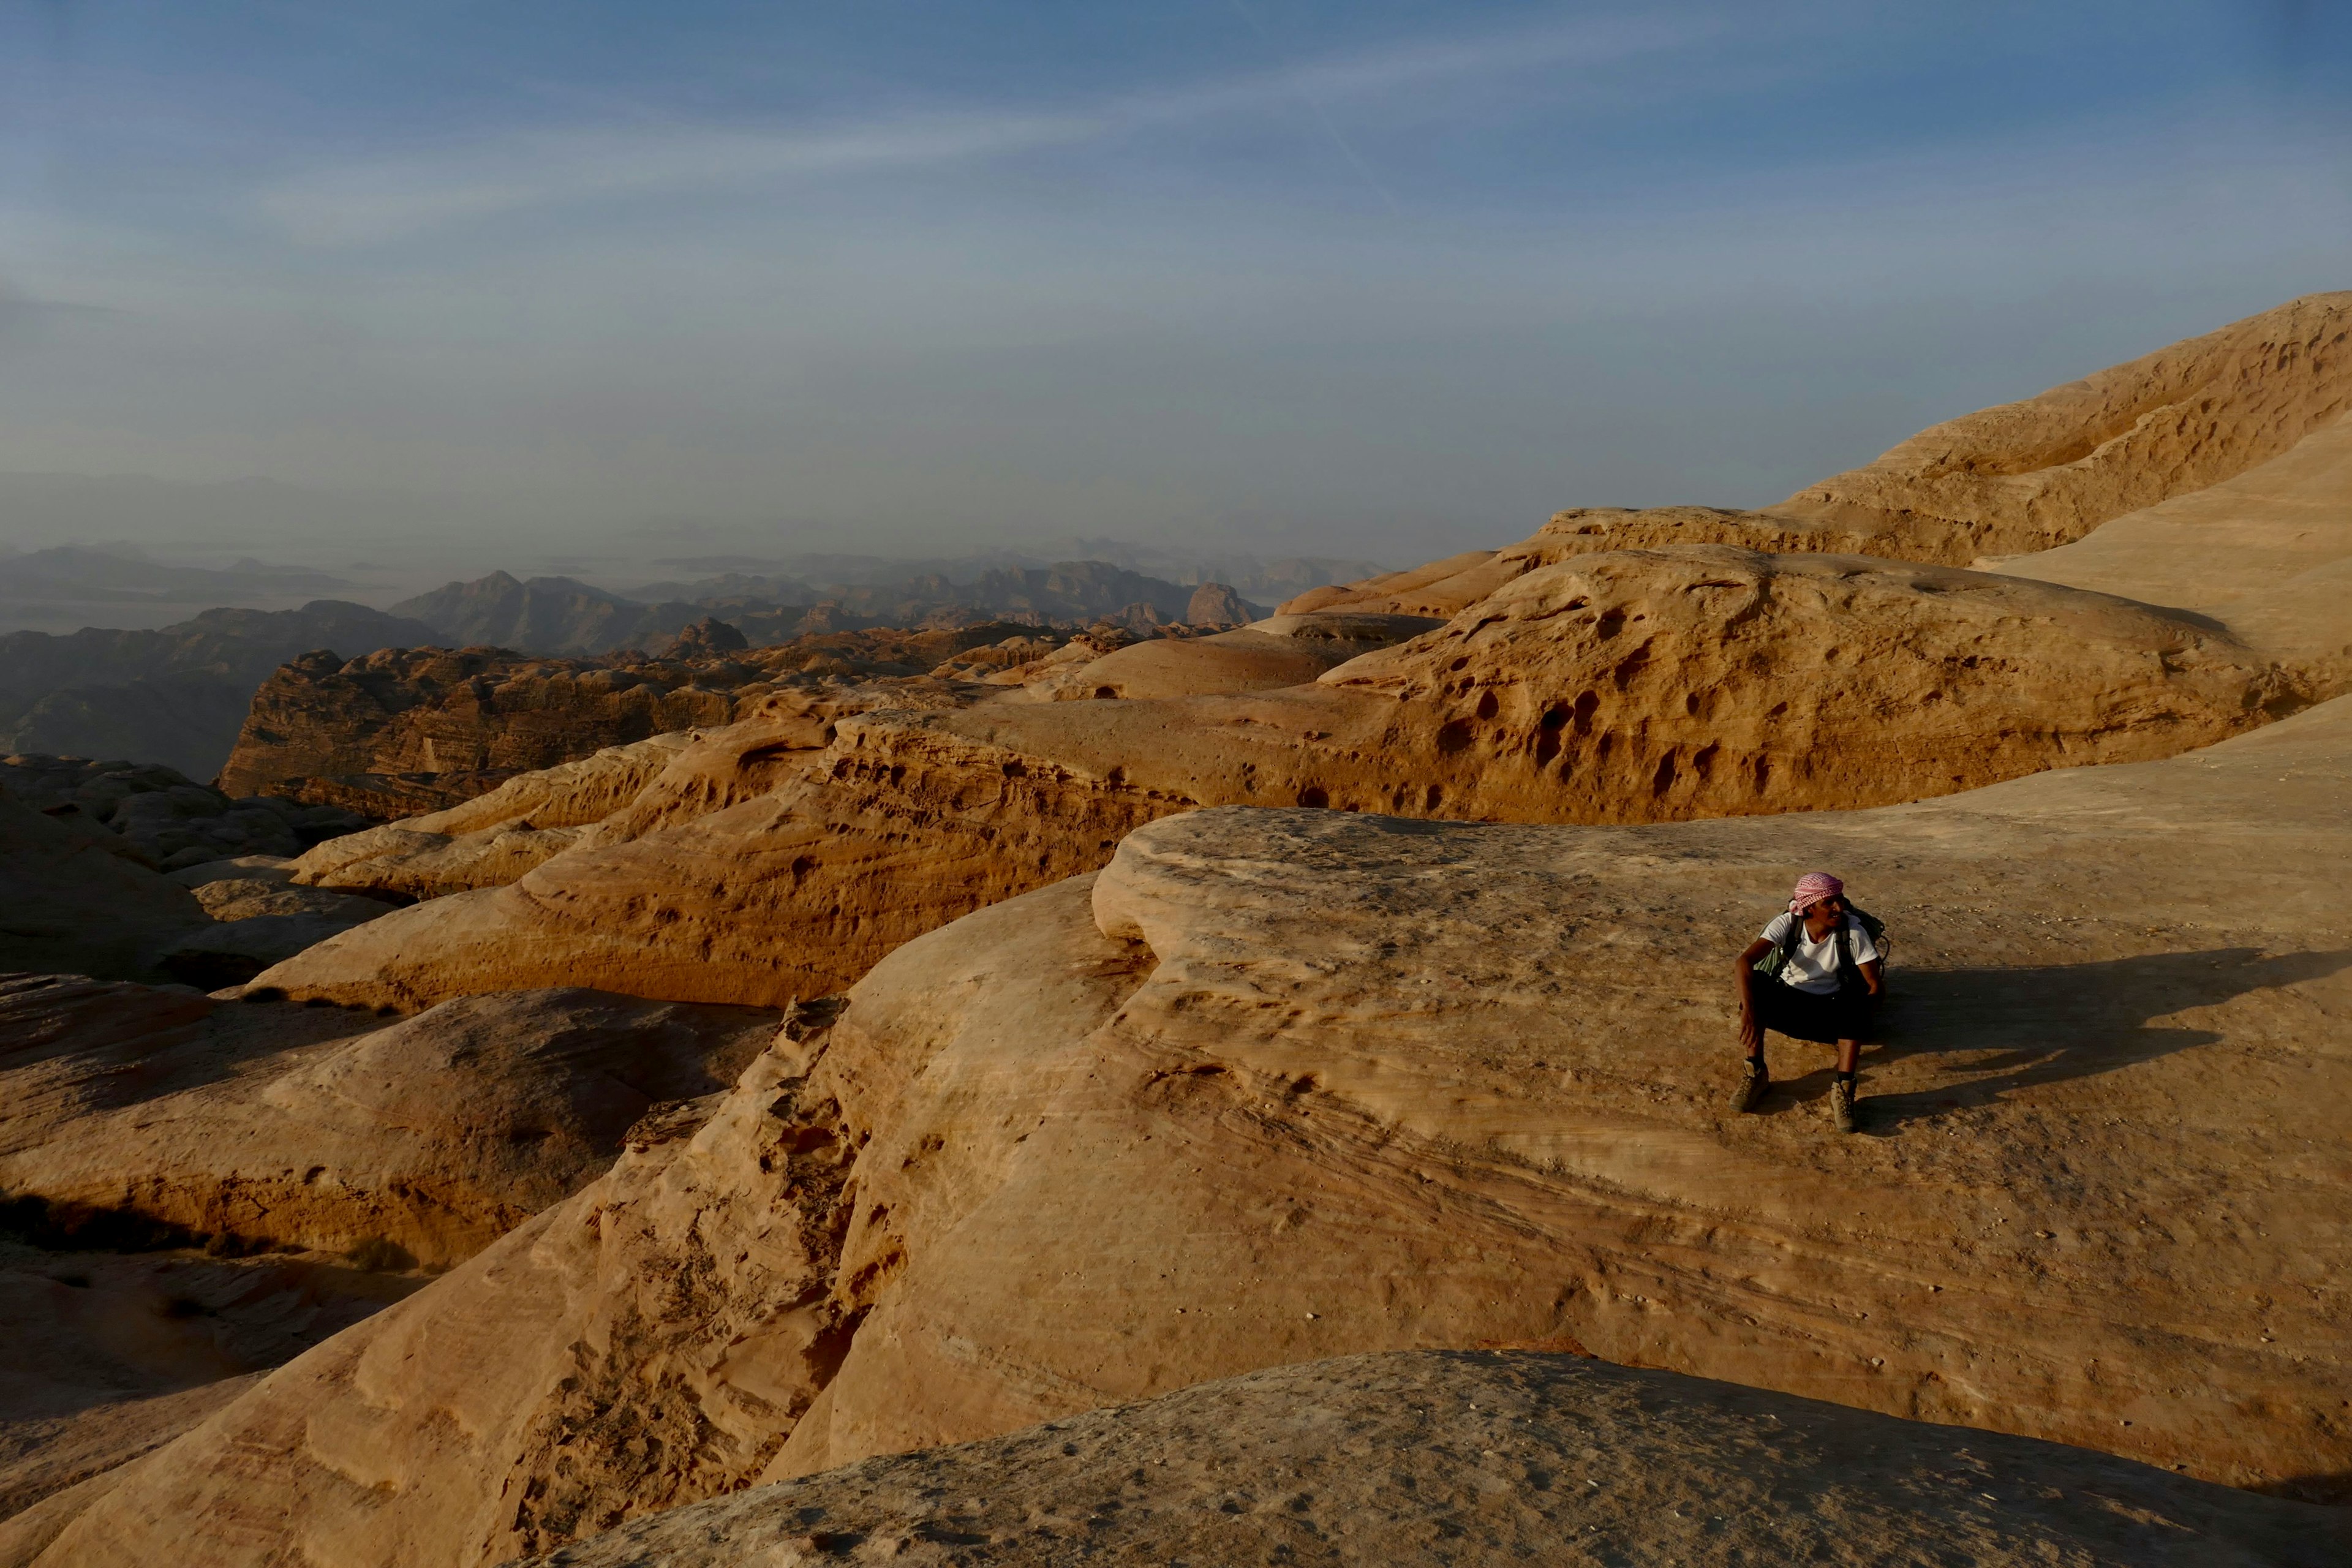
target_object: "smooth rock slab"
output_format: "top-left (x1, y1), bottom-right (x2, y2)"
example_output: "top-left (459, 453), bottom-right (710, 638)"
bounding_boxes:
top-left (526, 1351), bottom-right (2348, 1568)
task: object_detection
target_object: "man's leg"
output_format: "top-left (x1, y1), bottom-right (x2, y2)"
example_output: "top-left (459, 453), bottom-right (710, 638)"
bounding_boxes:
top-left (1735, 990), bottom-right (1774, 1112)
top-left (1828, 1012), bottom-right (1864, 1132)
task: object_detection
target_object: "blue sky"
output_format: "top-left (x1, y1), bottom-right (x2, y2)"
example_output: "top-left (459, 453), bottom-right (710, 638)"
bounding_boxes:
top-left (1, 1), bottom-right (2346, 568)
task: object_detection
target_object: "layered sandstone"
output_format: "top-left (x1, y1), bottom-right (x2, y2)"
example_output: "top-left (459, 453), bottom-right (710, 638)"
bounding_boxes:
top-left (0, 799), bottom-right (208, 981)
top-left (0, 974), bottom-right (780, 1270)
top-left (0, 1239), bottom-right (420, 1559)
top-left (250, 548), bottom-right (2282, 1011)
top-left (532, 1352), bottom-right (2346, 1568)
top-left (214, 624), bottom-right (1051, 805)
top-left (1283, 293), bottom-right (2352, 599)
top-left (1996, 406), bottom-right (2352, 695)
top-left (1779, 292), bottom-right (2352, 560)
top-left (39, 692), bottom-right (2351, 1566)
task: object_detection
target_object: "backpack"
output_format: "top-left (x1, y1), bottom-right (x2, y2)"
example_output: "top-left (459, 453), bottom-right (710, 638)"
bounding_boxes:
top-left (1753, 905), bottom-right (1890, 985)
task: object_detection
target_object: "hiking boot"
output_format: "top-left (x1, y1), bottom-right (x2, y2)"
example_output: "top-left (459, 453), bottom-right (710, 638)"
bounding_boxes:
top-left (1829, 1077), bottom-right (1858, 1134)
top-left (1732, 1058), bottom-right (1770, 1113)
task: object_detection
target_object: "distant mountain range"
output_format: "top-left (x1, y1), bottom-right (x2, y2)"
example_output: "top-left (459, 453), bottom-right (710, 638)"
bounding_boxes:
top-left (0, 544), bottom-right (352, 601)
top-left (388, 560), bottom-right (1267, 656)
top-left (0, 601), bottom-right (441, 778)
top-left (0, 553), bottom-right (1327, 780)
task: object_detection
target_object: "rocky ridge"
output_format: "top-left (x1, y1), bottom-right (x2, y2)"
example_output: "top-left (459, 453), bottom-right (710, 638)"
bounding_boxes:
top-left (249, 548), bottom-right (2290, 1011)
top-left (0, 602), bottom-right (442, 780)
top-left (0, 974), bottom-right (781, 1271)
top-left (213, 620), bottom-right (1238, 813)
top-left (529, 1352), bottom-right (2346, 1568)
top-left (1, 756), bottom-right (367, 872)
top-left (1288, 292), bottom-right (2352, 588)
top-left (37, 691), bottom-right (2350, 1566)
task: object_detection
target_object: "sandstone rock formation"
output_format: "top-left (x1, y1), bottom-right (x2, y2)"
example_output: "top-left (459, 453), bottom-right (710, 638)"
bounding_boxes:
top-left (1069, 612), bottom-right (1442, 700)
top-left (530, 1351), bottom-right (2347, 1568)
top-left (1779, 291), bottom-right (2351, 561)
top-left (659, 616), bottom-right (748, 659)
top-left (0, 1237), bottom-right (421, 1562)
top-left (248, 548), bottom-right (2284, 1012)
top-left (1183, 581), bottom-right (1258, 626)
top-left (0, 756), bottom-right (366, 871)
top-left (0, 785), bottom-right (393, 987)
top-left (1284, 293), bottom-right (2352, 590)
top-left (0, 601), bottom-right (442, 780)
top-left (0, 799), bottom-right (208, 980)
top-left (38, 688), bottom-right (2350, 1566)
top-left (213, 623), bottom-right (1074, 809)
top-left (1996, 406), bottom-right (2352, 695)
top-left (0, 974), bottom-right (782, 1272)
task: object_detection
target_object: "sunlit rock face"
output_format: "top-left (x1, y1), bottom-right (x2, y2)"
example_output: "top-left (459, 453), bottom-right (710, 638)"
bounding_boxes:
top-left (38, 693), bottom-right (2352, 1565)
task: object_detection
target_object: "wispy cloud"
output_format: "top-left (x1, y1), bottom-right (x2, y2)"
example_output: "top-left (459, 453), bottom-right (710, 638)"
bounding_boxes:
top-left (259, 115), bottom-right (1097, 246)
top-left (257, 12), bottom-right (1721, 246)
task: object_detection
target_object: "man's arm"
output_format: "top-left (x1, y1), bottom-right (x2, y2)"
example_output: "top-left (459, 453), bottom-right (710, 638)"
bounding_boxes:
top-left (1859, 957), bottom-right (1884, 997)
top-left (1736, 937), bottom-right (1773, 1052)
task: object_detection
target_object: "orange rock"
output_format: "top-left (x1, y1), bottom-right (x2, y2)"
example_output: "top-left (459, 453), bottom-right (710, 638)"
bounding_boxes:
top-left (248, 548), bottom-right (2278, 1012)
top-left (47, 693), bottom-right (2352, 1565)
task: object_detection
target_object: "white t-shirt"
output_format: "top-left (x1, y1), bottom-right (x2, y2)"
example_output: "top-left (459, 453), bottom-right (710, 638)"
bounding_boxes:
top-left (1760, 911), bottom-right (1880, 995)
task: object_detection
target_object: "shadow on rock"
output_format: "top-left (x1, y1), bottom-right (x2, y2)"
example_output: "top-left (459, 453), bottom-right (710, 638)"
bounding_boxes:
top-left (1853, 946), bottom-right (2352, 1128)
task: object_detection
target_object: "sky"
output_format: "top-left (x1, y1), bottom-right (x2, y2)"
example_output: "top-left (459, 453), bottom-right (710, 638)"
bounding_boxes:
top-left (0, 0), bottom-right (2346, 576)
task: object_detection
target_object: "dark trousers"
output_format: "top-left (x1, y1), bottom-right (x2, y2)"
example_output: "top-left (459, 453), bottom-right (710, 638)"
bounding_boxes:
top-left (1752, 980), bottom-right (1873, 1045)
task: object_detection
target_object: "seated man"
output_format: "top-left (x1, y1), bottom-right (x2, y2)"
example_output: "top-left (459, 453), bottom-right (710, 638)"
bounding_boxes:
top-left (1733, 872), bottom-right (1883, 1133)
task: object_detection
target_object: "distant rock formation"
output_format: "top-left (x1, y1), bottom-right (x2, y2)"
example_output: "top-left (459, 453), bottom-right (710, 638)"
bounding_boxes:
top-left (386, 572), bottom-right (727, 657)
top-left (249, 552), bottom-right (2282, 1012)
top-left (0, 601), bottom-right (442, 780)
top-left (0, 545), bottom-right (350, 612)
top-left (386, 560), bottom-right (1235, 658)
top-left (0, 762), bottom-right (388, 982)
top-left (212, 623), bottom-right (1055, 805)
top-left (1183, 580), bottom-right (1257, 626)
top-left (660, 616), bottom-right (748, 658)
top-left (1, 756), bottom-right (367, 870)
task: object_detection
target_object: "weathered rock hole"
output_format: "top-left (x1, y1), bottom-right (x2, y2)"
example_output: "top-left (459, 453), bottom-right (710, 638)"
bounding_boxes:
top-left (1474, 692), bottom-right (1499, 721)
top-left (1298, 786), bottom-right (1330, 808)
top-left (1434, 720), bottom-right (1474, 755)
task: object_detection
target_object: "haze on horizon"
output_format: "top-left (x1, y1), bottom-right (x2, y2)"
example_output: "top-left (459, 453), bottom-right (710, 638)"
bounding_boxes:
top-left (1, 0), bottom-right (2346, 580)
